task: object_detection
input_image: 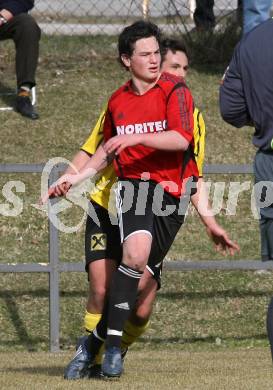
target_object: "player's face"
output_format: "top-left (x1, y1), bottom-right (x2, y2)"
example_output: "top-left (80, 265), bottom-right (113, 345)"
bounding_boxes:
top-left (161, 49), bottom-right (189, 78)
top-left (122, 36), bottom-right (161, 82)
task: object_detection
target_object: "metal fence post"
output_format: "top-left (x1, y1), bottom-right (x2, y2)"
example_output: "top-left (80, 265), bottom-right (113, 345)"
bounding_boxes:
top-left (189, 0), bottom-right (196, 19)
top-left (48, 166), bottom-right (60, 352)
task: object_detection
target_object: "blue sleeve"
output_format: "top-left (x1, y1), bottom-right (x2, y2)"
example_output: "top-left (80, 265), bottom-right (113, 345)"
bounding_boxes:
top-left (219, 44), bottom-right (252, 128)
top-left (0, 1), bottom-right (34, 15)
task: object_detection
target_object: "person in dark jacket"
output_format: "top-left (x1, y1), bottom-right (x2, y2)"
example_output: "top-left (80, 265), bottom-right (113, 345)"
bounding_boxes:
top-left (0, 0), bottom-right (40, 119)
top-left (220, 18), bottom-right (273, 261)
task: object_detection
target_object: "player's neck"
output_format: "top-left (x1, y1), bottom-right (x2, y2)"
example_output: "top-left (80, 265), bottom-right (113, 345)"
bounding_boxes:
top-left (131, 73), bottom-right (161, 95)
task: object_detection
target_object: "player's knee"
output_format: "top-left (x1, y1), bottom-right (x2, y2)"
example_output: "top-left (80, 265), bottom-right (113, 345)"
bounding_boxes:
top-left (123, 248), bottom-right (149, 271)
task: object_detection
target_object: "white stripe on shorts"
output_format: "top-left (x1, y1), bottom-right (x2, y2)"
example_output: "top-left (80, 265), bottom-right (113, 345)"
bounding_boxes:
top-left (115, 181), bottom-right (124, 242)
top-left (107, 328), bottom-right (123, 337)
top-left (124, 229), bottom-right (152, 242)
top-left (145, 265), bottom-right (154, 276)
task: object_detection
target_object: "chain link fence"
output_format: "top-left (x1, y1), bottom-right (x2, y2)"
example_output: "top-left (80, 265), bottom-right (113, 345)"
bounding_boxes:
top-left (32, 0), bottom-right (239, 35)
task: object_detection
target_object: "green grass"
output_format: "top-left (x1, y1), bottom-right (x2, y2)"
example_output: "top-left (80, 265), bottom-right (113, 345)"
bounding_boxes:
top-left (0, 349), bottom-right (273, 389)
top-left (1, 270), bottom-right (272, 352)
top-left (0, 35), bottom-right (271, 358)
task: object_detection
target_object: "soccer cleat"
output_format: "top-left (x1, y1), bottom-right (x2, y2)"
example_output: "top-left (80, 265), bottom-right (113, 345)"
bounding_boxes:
top-left (88, 349), bottom-right (125, 379)
top-left (64, 335), bottom-right (94, 380)
top-left (102, 346), bottom-right (123, 378)
top-left (15, 93), bottom-right (39, 120)
top-left (88, 364), bottom-right (104, 379)
top-left (75, 335), bottom-right (86, 350)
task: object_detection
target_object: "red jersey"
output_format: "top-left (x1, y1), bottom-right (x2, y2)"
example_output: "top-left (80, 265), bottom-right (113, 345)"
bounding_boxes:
top-left (103, 72), bottom-right (199, 198)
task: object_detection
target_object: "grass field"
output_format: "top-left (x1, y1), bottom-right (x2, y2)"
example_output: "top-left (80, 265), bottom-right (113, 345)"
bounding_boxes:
top-left (0, 35), bottom-right (273, 386)
top-left (0, 349), bottom-right (273, 389)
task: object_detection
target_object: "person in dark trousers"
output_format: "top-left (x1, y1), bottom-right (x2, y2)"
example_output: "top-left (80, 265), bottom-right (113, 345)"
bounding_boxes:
top-left (194, 0), bottom-right (215, 30)
top-left (220, 18), bottom-right (273, 261)
top-left (0, 0), bottom-right (40, 119)
top-left (193, 1), bottom-right (269, 34)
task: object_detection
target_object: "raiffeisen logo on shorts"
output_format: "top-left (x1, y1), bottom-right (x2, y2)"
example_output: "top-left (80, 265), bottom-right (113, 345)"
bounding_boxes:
top-left (116, 120), bottom-right (167, 135)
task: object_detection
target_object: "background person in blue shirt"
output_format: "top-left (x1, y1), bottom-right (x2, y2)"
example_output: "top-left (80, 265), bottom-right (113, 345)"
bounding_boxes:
top-left (243, 0), bottom-right (272, 34)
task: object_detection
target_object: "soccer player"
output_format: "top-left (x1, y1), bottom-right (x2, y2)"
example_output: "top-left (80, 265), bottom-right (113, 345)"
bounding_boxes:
top-left (160, 37), bottom-right (232, 247)
top-left (43, 28), bottom-right (239, 379)
top-left (45, 20), bottom-right (198, 378)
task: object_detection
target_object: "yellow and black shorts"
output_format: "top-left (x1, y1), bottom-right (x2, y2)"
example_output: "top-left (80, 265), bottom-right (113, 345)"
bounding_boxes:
top-left (85, 201), bottom-right (122, 270)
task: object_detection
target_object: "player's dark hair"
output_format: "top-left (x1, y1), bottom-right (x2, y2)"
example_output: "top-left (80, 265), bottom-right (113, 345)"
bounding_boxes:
top-left (161, 37), bottom-right (189, 61)
top-left (118, 20), bottom-right (162, 69)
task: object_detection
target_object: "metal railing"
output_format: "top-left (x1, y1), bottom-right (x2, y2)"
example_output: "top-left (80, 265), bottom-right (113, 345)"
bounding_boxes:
top-left (1, 162), bottom-right (273, 352)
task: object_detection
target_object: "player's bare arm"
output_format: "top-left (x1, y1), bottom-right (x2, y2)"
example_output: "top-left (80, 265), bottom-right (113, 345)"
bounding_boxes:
top-left (40, 144), bottom-right (115, 204)
top-left (191, 178), bottom-right (239, 255)
top-left (51, 150), bottom-right (93, 198)
top-left (104, 130), bottom-right (190, 155)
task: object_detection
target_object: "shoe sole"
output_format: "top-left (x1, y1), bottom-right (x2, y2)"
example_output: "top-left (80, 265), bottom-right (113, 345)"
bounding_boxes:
top-left (102, 375), bottom-right (121, 381)
top-left (101, 370), bottom-right (122, 379)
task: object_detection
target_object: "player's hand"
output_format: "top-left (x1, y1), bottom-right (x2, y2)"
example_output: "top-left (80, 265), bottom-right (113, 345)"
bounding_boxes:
top-left (104, 134), bottom-right (142, 155)
top-left (39, 174), bottom-right (76, 205)
top-left (206, 225), bottom-right (240, 256)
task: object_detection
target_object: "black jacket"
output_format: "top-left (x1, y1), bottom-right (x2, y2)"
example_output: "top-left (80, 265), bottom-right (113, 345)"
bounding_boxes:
top-left (220, 19), bottom-right (273, 150)
top-left (0, 0), bottom-right (34, 16)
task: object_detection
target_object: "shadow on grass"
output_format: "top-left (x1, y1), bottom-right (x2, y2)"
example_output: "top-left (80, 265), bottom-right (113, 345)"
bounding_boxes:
top-left (2, 292), bottom-right (38, 352)
top-left (1, 288), bottom-right (273, 300)
top-left (138, 333), bottom-right (269, 345)
top-left (1, 287), bottom-right (272, 351)
top-left (2, 365), bottom-right (64, 377)
top-left (159, 289), bottom-right (273, 300)
top-left (0, 333), bottom-right (268, 351)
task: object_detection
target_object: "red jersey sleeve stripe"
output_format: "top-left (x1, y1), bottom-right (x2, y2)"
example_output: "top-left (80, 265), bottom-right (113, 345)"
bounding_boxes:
top-left (176, 86), bottom-right (192, 134)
